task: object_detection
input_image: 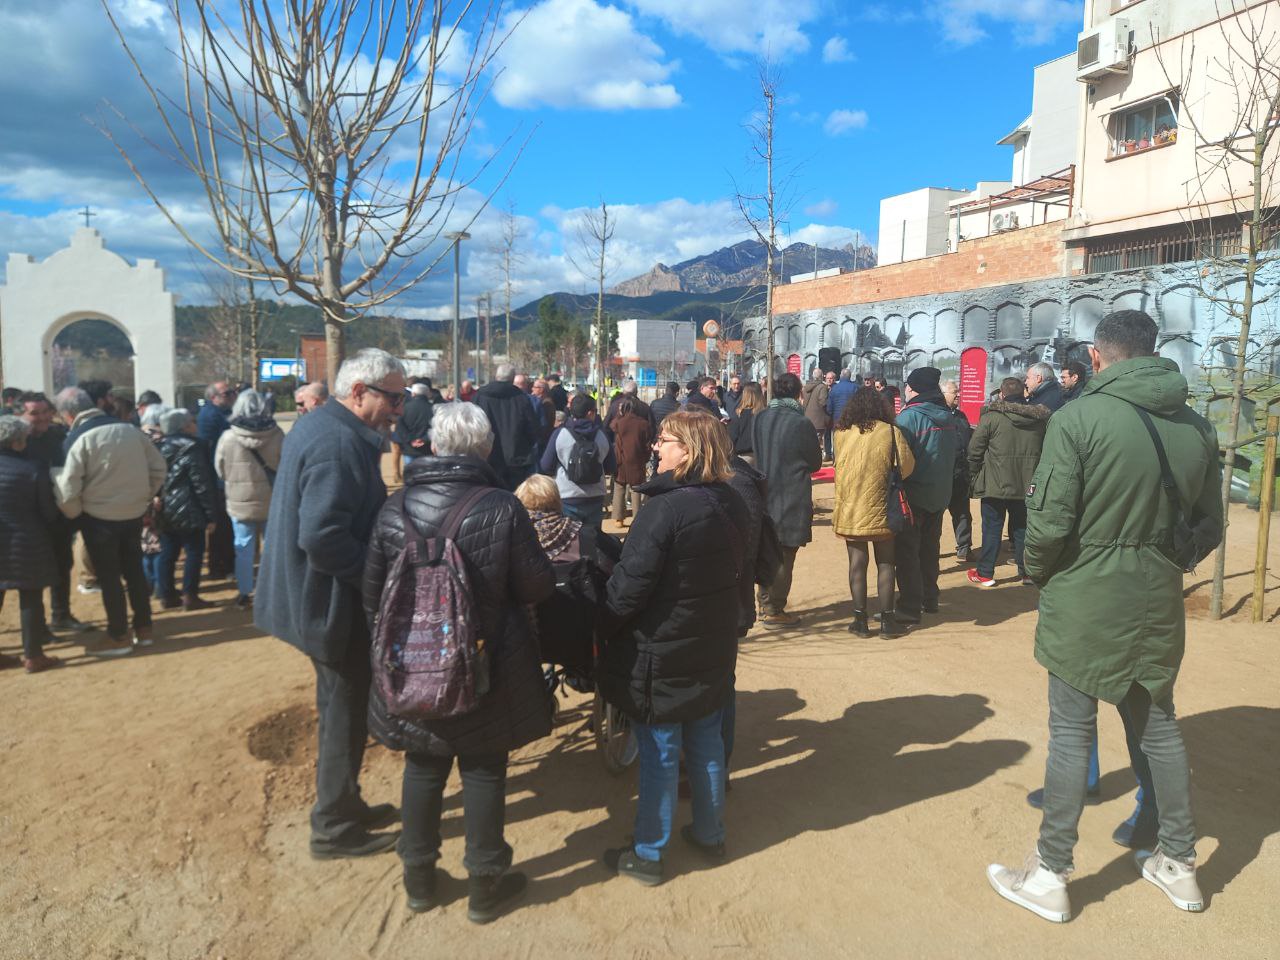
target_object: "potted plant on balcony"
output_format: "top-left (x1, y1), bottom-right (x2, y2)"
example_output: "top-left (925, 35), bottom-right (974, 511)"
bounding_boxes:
top-left (1124, 138), bottom-right (1137, 153)
top-left (1138, 134), bottom-right (1151, 149)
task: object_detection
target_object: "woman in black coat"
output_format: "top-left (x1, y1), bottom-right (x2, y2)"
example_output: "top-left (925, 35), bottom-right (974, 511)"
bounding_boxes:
top-left (727, 383), bottom-right (765, 464)
top-left (156, 409), bottom-right (218, 610)
top-left (599, 410), bottom-right (747, 886)
top-left (362, 402), bottom-right (554, 923)
top-left (0, 416), bottom-right (61, 673)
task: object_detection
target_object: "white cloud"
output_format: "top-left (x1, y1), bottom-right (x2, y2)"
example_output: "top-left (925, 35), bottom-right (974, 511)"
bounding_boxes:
top-left (789, 223), bottom-right (871, 249)
top-left (821, 36), bottom-right (854, 64)
top-left (494, 0), bottom-right (680, 110)
top-left (929, 0), bottom-right (1080, 46)
top-left (804, 198), bottom-right (839, 218)
top-left (627, 0), bottom-right (819, 59)
top-left (112, 0), bottom-right (166, 30)
top-left (823, 109), bottom-right (868, 136)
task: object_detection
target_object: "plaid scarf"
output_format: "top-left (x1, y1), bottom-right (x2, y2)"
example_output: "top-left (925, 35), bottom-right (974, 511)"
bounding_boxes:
top-left (768, 397), bottom-right (804, 414)
top-left (530, 510), bottom-right (582, 560)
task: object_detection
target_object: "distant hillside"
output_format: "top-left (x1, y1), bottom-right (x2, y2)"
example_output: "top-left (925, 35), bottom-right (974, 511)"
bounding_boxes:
top-left (611, 238), bottom-right (876, 298)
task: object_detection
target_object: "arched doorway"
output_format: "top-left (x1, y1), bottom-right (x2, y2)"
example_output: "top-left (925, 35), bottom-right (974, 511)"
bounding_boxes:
top-left (47, 314), bottom-right (135, 394)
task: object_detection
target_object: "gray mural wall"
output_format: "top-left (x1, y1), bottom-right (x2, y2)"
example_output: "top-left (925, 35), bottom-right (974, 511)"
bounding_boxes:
top-left (743, 261), bottom-right (1280, 402)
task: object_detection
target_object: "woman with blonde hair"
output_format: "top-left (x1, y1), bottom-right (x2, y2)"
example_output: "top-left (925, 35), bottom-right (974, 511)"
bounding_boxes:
top-left (727, 382), bottom-right (765, 464)
top-left (599, 409), bottom-right (747, 886)
top-left (832, 387), bottom-right (915, 638)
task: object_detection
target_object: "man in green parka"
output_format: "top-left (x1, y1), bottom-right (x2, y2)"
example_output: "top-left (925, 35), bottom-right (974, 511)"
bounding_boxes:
top-left (987, 310), bottom-right (1222, 923)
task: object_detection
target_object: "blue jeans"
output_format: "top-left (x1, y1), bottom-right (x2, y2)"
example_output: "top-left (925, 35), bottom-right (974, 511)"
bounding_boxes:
top-left (978, 497), bottom-right (1026, 578)
top-left (633, 709), bottom-right (725, 862)
top-left (232, 518), bottom-right (264, 597)
top-left (158, 529), bottom-right (205, 599)
top-left (563, 497), bottom-right (604, 538)
top-left (142, 553), bottom-right (162, 596)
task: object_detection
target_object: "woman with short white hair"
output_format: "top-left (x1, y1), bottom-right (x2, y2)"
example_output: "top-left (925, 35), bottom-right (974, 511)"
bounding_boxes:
top-left (0, 415), bottom-right (63, 672)
top-left (215, 390), bottom-right (284, 609)
top-left (361, 400), bottom-right (555, 923)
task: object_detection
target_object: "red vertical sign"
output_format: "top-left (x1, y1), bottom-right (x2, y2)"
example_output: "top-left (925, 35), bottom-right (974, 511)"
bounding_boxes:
top-left (786, 353), bottom-right (802, 376)
top-left (959, 347), bottom-right (988, 425)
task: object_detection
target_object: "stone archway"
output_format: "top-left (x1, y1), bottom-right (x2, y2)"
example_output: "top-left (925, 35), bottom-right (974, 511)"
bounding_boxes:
top-left (1, 229), bottom-right (175, 402)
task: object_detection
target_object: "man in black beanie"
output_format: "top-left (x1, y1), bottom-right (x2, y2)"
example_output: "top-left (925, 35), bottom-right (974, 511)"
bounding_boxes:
top-left (894, 367), bottom-right (959, 624)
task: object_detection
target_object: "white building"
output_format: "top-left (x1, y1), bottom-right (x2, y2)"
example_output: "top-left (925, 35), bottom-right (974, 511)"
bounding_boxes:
top-left (995, 53), bottom-right (1081, 187)
top-left (877, 187), bottom-right (970, 265)
top-left (615, 318), bottom-right (698, 385)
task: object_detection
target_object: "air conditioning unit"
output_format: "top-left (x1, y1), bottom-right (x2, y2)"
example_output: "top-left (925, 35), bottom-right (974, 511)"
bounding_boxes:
top-left (992, 213), bottom-right (1007, 232)
top-left (1077, 17), bottom-right (1133, 82)
top-left (992, 212), bottom-right (1019, 233)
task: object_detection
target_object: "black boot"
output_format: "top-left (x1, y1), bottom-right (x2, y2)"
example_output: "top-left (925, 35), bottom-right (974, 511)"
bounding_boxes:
top-left (467, 872), bottom-right (527, 924)
top-left (847, 610), bottom-right (871, 637)
top-left (879, 611), bottom-right (902, 639)
top-left (404, 864), bottom-right (437, 913)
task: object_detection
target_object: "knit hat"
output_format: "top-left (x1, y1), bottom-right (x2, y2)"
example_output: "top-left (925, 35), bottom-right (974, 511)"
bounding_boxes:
top-left (906, 367), bottom-right (942, 393)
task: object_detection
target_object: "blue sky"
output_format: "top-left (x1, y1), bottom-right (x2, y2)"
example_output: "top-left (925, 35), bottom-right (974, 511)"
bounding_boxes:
top-left (0, 0), bottom-right (1086, 319)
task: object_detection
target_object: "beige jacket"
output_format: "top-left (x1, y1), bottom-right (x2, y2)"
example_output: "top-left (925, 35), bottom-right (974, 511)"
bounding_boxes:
top-left (832, 420), bottom-right (916, 541)
top-left (215, 424), bottom-right (283, 522)
top-left (56, 410), bottom-right (167, 521)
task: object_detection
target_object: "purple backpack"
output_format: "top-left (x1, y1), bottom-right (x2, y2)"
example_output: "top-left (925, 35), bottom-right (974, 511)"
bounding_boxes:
top-left (371, 486), bottom-right (492, 721)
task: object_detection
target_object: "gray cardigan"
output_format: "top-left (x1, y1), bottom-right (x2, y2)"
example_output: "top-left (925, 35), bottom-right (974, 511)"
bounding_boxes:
top-left (254, 400), bottom-right (388, 663)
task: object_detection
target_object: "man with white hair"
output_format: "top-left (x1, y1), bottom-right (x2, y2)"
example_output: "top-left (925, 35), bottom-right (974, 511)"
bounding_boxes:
top-left (473, 363), bottom-right (543, 491)
top-left (54, 386), bottom-right (167, 657)
top-left (295, 380), bottom-right (329, 414)
top-left (255, 348), bottom-right (406, 860)
top-left (1024, 361), bottom-right (1065, 412)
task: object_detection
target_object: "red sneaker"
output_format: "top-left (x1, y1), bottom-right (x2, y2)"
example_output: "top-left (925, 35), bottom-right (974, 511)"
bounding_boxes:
top-left (967, 570), bottom-right (997, 588)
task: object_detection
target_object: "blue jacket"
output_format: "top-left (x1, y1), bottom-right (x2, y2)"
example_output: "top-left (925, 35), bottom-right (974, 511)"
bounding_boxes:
top-left (895, 395), bottom-right (958, 513)
top-left (197, 402), bottom-right (231, 447)
top-left (254, 399), bottom-right (388, 663)
top-left (826, 378), bottom-right (858, 423)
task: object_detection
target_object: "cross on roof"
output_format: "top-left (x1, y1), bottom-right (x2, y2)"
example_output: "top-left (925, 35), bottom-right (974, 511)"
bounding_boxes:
top-left (79, 205), bottom-right (97, 228)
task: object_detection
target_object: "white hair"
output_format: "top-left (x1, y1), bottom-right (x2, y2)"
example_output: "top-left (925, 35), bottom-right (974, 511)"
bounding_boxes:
top-left (296, 381), bottom-right (329, 401)
top-left (333, 349), bottom-right (406, 400)
top-left (432, 401), bottom-right (494, 458)
top-left (139, 403), bottom-right (173, 429)
top-left (840, 369), bottom-right (852, 380)
top-left (54, 387), bottom-right (94, 417)
top-left (621, 379), bottom-right (638, 395)
top-left (1028, 362), bottom-right (1055, 382)
top-left (231, 389), bottom-right (269, 420)
top-left (160, 409), bottom-right (193, 435)
top-left (0, 414), bottom-right (31, 450)
top-left (410, 382), bottom-right (431, 397)
top-left (494, 363), bottom-right (516, 382)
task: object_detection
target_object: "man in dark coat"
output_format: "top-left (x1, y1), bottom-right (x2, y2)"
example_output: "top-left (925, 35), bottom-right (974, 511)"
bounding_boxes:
top-left (1024, 362), bottom-right (1065, 412)
top-left (894, 367), bottom-right (958, 623)
top-left (685, 377), bottom-right (723, 418)
top-left (723, 375), bottom-right (743, 421)
top-left (941, 380), bottom-right (974, 562)
top-left (1058, 361), bottom-right (1087, 404)
top-left (392, 384), bottom-right (435, 469)
top-left (546, 374), bottom-right (569, 412)
top-left (988, 310), bottom-right (1222, 923)
top-left (473, 364), bottom-right (543, 491)
top-left (197, 380), bottom-right (236, 578)
top-left (650, 382), bottom-right (681, 426)
top-left (752, 372), bottom-right (822, 625)
top-left (255, 348), bottom-right (406, 860)
top-left (825, 369), bottom-right (858, 427)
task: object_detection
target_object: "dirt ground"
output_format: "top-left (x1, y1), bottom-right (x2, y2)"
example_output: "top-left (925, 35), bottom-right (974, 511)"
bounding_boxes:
top-left (1, 490), bottom-right (1277, 960)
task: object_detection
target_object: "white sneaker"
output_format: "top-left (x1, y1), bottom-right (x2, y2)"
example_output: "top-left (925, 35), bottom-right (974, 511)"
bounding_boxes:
top-left (987, 851), bottom-right (1071, 923)
top-left (1136, 849), bottom-right (1204, 912)
top-left (78, 583), bottom-right (102, 595)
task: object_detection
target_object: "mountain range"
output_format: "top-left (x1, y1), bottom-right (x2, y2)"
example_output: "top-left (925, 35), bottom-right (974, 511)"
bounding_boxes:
top-left (610, 238), bottom-right (876, 298)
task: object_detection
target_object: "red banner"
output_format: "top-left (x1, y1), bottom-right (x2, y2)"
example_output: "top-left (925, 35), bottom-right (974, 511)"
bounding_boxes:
top-left (786, 353), bottom-right (802, 376)
top-left (959, 347), bottom-right (988, 425)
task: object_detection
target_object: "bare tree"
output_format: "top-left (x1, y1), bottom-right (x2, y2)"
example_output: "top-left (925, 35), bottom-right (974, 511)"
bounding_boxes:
top-left (567, 201), bottom-right (617, 389)
top-left (494, 199), bottom-right (523, 360)
top-left (734, 61), bottom-right (783, 399)
top-left (1155, 0), bottom-right (1280, 618)
top-left (100, 0), bottom-right (516, 383)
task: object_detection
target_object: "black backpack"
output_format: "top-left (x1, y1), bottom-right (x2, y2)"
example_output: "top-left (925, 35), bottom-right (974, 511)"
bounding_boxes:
top-left (565, 432), bottom-right (603, 485)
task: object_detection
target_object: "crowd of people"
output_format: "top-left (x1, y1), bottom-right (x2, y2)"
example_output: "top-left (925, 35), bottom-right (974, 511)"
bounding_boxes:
top-left (0, 308), bottom-right (1222, 927)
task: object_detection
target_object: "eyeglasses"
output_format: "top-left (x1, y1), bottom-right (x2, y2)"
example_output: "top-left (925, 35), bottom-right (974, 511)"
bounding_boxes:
top-left (364, 384), bottom-right (405, 408)
top-left (654, 435), bottom-right (682, 446)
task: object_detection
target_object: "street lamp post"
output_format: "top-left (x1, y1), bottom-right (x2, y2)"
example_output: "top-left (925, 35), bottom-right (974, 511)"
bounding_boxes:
top-left (445, 230), bottom-right (471, 396)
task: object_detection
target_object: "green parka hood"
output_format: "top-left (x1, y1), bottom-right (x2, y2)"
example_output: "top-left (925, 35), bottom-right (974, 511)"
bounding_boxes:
top-left (1080, 356), bottom-right (1189, 416)
top-left (984, 399), bottom-right (1052, 426)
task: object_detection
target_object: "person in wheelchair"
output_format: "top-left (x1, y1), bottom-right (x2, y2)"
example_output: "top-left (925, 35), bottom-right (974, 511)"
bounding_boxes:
top-left (514, 475), bottom-right (621, 687)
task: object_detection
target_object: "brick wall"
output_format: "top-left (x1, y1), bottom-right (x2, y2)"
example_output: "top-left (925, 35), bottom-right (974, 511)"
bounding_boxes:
top-left (772, 221), bottom-right (1066, 315)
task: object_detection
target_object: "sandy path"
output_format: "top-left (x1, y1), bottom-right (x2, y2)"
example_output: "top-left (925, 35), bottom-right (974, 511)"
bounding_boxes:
top-left (1, 494), bottom-right (1276, 960)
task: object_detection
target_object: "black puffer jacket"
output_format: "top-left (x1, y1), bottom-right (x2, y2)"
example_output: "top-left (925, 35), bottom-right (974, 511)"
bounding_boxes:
top-left (600, 470), bottom-right (747, 724)
top-left (157, 435), bottom-right (218, 534)
top-left (0, 450), bottom-right (58, 591)
top-left (728, 457), bottom-right (766, 636)
top-left (363, 456), bottom-right (555, 757)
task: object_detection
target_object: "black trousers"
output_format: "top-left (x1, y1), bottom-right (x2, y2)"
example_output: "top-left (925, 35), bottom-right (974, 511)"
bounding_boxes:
top-left (894, 507), bottom-right (944, 617)
top-left (49, 521), bottom-right (73, 620)
top-left (400, 751), bottom-right (512, 877)
top-left (758, 544), bottom-right (800, 614)
top-left (947, 473), bottom-right (972, 556)
top-left (0, 589), bottom-right (48, 658)
top-left (207, 488), bottom-right (234, 577)
top-left (80, 516), bottom-right (152, 640)
top-left (310, 639), bottom-right (372, 843)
